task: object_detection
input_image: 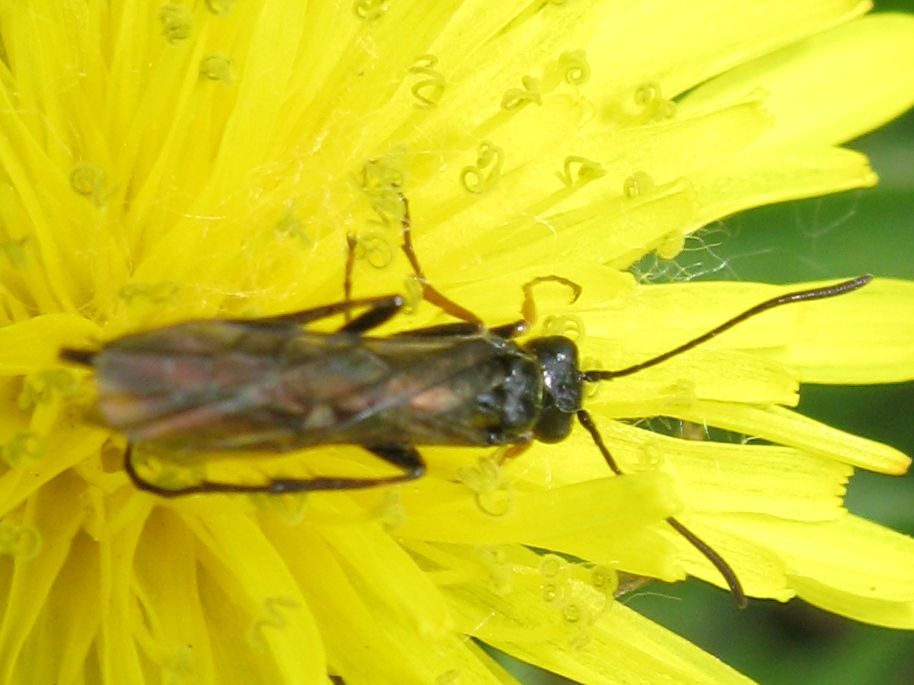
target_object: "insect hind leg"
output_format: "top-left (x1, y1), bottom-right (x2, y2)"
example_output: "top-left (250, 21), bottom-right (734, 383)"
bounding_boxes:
top-left (123, 443), bottom-right (425, 498)
top-left (343, 232), bottom-right (358, 322)
top-left (60, 348), bottom-right (96, 365)
top-left (218, 294), bottom-right (405, 329)
top-left (344, 192), bottom-right (484, 330)
top-left (354, 191), bottom-right (581, 340)
top-left (397, 193), bottom-right (485, 328)
top-left (337, 295), bottom-right (405, 334)
top-left (264, 445), bottom-right (425, 495)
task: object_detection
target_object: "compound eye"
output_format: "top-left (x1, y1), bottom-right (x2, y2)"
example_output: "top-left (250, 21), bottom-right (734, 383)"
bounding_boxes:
top-left (533, 406), bottom-right (573, 443)
top-left (525, 336), bottom-right (583, 413)
top-left (551, 376), bottom-right (581, 412)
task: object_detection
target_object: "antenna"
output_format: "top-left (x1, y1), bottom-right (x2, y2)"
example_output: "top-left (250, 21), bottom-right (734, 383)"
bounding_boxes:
top-left (583, 275), bottom-right (872, 382)
top-left (578, 274), bottom-right (873, 606)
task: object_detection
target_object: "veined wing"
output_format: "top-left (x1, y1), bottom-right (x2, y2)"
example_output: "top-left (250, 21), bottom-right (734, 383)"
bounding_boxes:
top-left (92, 320), bottom-right (526, 450)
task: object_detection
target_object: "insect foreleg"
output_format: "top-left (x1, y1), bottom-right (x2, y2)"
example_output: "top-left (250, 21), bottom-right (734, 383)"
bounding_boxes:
top-left (123, 443), bottom-right (426, 498)
top-left (575, 409), bottom-right (748, 607)
top-left (520, 275), bottom-right (582, 330)
top-left (497, 436), bottom-right (533, 465)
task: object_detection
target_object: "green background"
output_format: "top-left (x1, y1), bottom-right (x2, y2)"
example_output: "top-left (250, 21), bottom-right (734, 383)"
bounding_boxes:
top-left (499, 2), bottom-right (914, 683)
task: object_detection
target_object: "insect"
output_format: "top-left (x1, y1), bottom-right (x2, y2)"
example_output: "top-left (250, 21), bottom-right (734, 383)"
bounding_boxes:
top-left (61, 192), bottom-right (872, 608)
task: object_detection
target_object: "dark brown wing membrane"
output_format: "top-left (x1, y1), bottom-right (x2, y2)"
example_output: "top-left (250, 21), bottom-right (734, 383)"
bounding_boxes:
top-left (89, 320), bottom-right (538, 451)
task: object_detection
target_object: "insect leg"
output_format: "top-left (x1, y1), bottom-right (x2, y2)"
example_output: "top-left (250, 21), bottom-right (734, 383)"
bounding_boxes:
top-left (343, 232), bottom-right (358, 322)
top-left (230, 294), bottom-right (405, 328)
top-left (337, 296), bottom-right (405, 334)
top-left (487, 321), bottom-right (529, 340)
top-left (575, 409), bottom-right (748, 608)
top-left (396, 193), bottom-right (583, 337)
top-left (397, 193), bottom-right (485, 327)
top-left (476, 275), bottom-right (584, 341)
top-left (391, 321), bottom-right (483, 337)
top-left (497, 436), bottom-right (533, 465)
top-left (394, 274), bottom-right (583, 339)
top-left (124, 443), bottom-right (425, 498)
top-left (385, 318), bottom-right (529, 340)
top-left (60, 348), bottom-right (96, 365)
top-left (520, 275), bottom-right (582, 330)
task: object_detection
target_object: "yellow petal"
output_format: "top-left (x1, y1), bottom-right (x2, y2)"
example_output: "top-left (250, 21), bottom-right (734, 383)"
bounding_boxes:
top-left (690, 146), bottom-right (876, 231)
top-left (676, 401), bottom-right (910, 474)
top-left (581, 0), bottom-right (867, 107)
top-left (184, 513), bottom-right (327, 684)
top-left (442, 544), bottom-right (757, 685)
top-left (0, 314), bottom-right (100, 374)
top-left (398, 471), bottom-right (679, 545)
top-left (682, 14), bottom-right (914, 146)
top-left (264, 521), bottom-right (514, 684)
top-left (771, 278), bottom-right (914, 384)
top-left (0, 476), bottom-right (84, 683)
top-left (716, 513), bottom-right (914, 627)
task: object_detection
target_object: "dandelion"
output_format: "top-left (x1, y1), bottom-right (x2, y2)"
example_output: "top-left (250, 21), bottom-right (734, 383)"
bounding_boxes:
top-left (0, 2), bottom-right (913, 684)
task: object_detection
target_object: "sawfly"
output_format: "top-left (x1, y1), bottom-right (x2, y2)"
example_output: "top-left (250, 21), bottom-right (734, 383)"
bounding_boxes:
top-left (61, 193), bottom-right (872, 607)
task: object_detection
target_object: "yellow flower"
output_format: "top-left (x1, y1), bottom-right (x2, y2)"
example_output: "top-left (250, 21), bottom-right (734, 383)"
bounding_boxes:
top-left (0, 2), bottom-right (912, 684)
